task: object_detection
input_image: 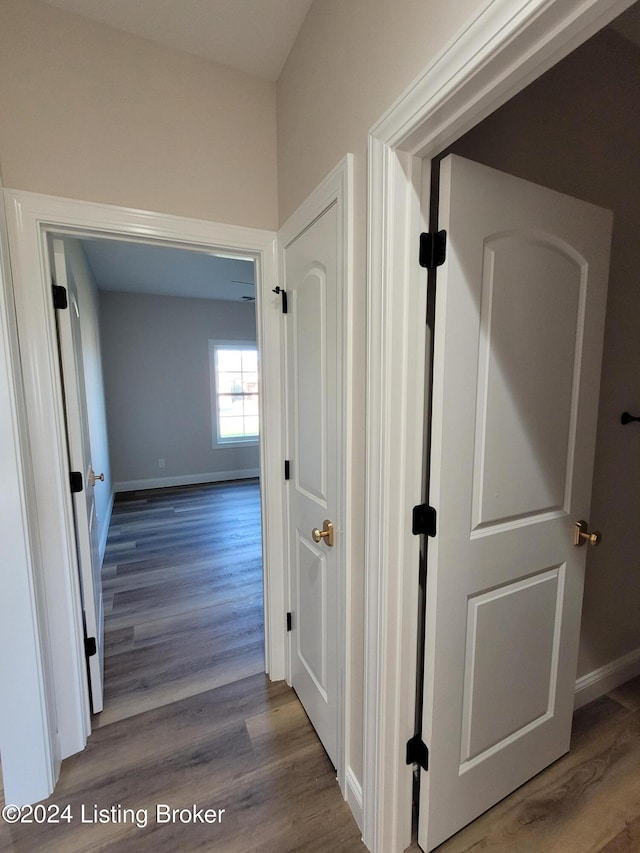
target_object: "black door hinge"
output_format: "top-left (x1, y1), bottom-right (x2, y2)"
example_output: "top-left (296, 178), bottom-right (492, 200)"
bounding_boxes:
top-left (419, 230), bottom-right (447, 270)
top-left (273, 286), bottom-right (288, 314)
top-left (70, 471), bottom-right (84, 493)
top-left (286, 612), bottom-right (292, 632)
top-left (52, 283), bottom-right (68, 310)
top-left (412, 503), bottom-right (436, 537)
top-left (284, 460), bottom-right (291, 480)
top-left (406, 735), bottom-right (429, 771)
top-left (84, 636), bottom-right (97, 657)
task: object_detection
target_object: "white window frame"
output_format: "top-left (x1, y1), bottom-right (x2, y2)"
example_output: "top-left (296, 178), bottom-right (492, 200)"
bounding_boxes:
top-left (209, 339), bottom-right (259, 448)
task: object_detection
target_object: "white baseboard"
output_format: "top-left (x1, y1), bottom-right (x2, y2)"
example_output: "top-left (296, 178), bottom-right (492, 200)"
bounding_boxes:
top-left (345, 766), bottom-right (363, 832)
top-left (574, 646), bottom-right (640, 710)
top-left (114, 469), bottom-right (260, 493)
top-left (98, 489), bottom-right (115, 567)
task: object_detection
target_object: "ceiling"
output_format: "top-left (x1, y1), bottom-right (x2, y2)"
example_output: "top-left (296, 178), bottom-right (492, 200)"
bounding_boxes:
top-left (41, 0), bottom-right (313, 81)
top-left (39, 1), bottom-right (640, 86)
top-left (80, 239), bottom-right (256, 302)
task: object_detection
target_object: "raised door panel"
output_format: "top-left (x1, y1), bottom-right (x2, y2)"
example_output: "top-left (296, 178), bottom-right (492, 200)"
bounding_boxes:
top-left (473, 235), bottom-right (583, 531)
top-left (296, 533), bottom-right (328, 699)
top-left (293, 265), bottom-right (327, 506)
top-left (460, 565), bottom-right (563, 769)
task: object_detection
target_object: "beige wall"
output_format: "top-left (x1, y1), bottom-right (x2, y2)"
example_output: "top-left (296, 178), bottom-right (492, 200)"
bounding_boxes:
top-left (277, 0), bottom-right (486, 791)
top-left (0, 0), bottom-right (278, 229)
top-left (444, 28), bottom-right (640, 678)
top-left (277, 0), bottom-right (485, 224)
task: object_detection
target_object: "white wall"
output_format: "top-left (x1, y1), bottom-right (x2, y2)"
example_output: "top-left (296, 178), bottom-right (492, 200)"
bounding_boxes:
top-left (445, 27), bottom-right (640, 679)
top-left (63, 239), bottom-right (113, 560)
top-left (99, 290), bottom-right (258, 489)
top-left (0, 0), bottom-right (278, 230)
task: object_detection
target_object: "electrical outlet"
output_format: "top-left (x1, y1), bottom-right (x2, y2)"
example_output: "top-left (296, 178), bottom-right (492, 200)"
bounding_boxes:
top-left (158, 458), bottom-right (165, 468)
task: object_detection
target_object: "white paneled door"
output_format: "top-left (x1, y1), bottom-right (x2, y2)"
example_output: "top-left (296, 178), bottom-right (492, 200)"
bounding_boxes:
top-left (419, 155), bottom-right (612, 850)
top-left (284, 201), bottom-right (340, 767)
top-left (51, 237), bottom-right (105, 714)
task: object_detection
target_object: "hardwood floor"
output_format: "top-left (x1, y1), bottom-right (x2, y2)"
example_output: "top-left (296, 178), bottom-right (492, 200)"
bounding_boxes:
top-left (99, 480), bottom-right (265, 726)
top-left (0, 480), bottom-right (364, 852)
top-left (407, 676), bottom-right (640, 852)
top-left (4, 480), bottom-right (640, 851)
top-left (0, 674), bottom-right (365, 852)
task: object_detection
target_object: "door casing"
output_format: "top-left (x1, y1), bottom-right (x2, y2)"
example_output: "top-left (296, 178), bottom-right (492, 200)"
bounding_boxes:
top-left (0, 178), bottom-right (59, 807)
top-left (362, 1), bottom-right (636, 851)
top-left (3, 189), bottom-right (284, 801)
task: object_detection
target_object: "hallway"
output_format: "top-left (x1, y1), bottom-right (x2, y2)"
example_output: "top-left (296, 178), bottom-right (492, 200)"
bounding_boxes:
top-left (3, 482), bottom-right (640, 849)
top-left (0, 481), bottom-right (364, 851)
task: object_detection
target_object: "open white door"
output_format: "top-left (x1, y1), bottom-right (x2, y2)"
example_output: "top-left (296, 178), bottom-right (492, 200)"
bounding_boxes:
top-left (51, 237), bottom-right (105, 714)
top-left (419, 155), bottom-right (612, 850)
top-left (283, 200), bottom-right (340, 767)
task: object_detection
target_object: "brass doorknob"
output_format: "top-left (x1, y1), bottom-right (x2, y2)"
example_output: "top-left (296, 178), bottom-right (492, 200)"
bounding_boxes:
top-left (311, 519), bottom-right (334, 547)
top-left (89, 468), bottom-right (105, 487)
top-left (574, 520), bottom-right (601, 547)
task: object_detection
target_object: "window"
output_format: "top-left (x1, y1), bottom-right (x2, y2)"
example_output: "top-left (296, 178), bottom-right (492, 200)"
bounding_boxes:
top-left (209, 341), bottom-right (259, 447)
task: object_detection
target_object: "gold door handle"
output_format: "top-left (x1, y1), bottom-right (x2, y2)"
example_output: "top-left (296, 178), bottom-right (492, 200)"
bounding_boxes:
top-left (89, 468), bottom-right (105, 487)
top-left (312, 519), bottom-right (334, 547)
top-left (574, 520), bottom-right (601, 547)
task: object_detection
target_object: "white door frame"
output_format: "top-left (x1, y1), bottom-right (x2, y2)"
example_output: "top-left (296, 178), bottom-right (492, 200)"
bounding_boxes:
top-left (0, 183), bottom-right (59, 806)
top-left (278, 156), bottom-right (355, 810)
top-left (3, 189), bottom-right (284, 801)
top-left (362, 0), bottom-right (635, 851)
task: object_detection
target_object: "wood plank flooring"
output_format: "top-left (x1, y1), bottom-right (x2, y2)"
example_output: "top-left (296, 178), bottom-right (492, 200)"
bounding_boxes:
top-left (407, 675), bottom-right (640, 852)
top-left (99, 480), bottom-right (266, 726)
top-left (4, 480), bottom-right (640, 850)
top-left (0, 480), bottom-right (365, 852)
top-left (0, 674), bottom-right (365, 852)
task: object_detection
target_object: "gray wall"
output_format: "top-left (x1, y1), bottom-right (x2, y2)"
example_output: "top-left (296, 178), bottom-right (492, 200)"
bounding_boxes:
top-left (100, 290), bottom-right (258, 489)
top-left (64, 239), bottom-right (113, 561)
top-left (447, 28), bottom-right (640, 679)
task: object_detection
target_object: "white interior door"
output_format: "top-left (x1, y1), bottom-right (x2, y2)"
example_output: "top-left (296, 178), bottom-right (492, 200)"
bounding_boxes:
top-left (51, 237), bottom-right (105, 714)
top-left (284, 201), bottom-right (340, 767)
top-left (419, 155), bottom-right (612, 850)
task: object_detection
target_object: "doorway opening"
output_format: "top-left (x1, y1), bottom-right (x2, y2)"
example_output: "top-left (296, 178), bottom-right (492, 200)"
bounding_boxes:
top-left (3, 191), bottom-right (285, 800)
top-left (429, 0), bottom-right (640, 696)
top-left (51, 232), bottom-right (267, 726)
top-left (410, 3), bottom-right (640, 849)
top-left (411, 3), bottom-right (640, 850)
top-left (363, 1), bottom-right (640, 851)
